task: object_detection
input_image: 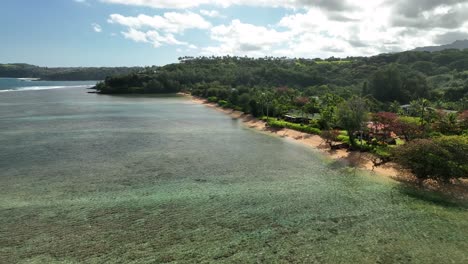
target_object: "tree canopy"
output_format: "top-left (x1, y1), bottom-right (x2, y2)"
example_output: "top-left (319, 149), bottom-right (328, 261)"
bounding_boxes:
top-left (0, 63), bottom-right (143, 81)
top-left (93, 50), bottom-right (468, 107)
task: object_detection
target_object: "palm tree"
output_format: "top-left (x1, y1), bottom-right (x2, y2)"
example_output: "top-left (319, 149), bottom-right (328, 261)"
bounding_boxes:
top-left (410, 98), bottom-right (430, 126)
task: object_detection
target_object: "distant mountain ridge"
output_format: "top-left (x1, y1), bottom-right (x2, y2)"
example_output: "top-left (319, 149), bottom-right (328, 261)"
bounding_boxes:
top-left (0, 63), bottom-right (144, 81)
top-left (413, 39), bottom-right (468, 52)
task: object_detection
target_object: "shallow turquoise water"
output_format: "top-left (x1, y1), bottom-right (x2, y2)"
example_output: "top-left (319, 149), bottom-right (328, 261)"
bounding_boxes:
top-left (0, 87), bottom-right (467, 263)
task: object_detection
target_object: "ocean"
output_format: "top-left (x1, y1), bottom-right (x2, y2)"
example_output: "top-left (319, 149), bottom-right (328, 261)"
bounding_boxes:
top-left (0, 77), bottom-right (97, 92)
top-left (0, 82), bottom-right (467, 263)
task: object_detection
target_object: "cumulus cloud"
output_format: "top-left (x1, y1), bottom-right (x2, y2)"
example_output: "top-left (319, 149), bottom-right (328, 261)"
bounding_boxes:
top-left (202, 1), bottom-right (468, 58)
top-left (105, 0), bottom-right (468, 57)
top-left (121, 28), bottom-right (189, 47)
top-left (92, 23), bottom-right (102, 33)
top-left (101, 0), bottom-right (211, 9)
top-left (201, 19), bottom-right (291, 56)
top-left (100, 0), bottom-right (355, 11)
top-left (273, 4), bottom-right (398, 57)
top-left (200, 10), bottom-right (223, 18)
top-left (108, 12), bottom-right (211, 33)
top-left (434, 31), bottom-right (468, 44)
top-left (122, 28), bottom-right (147, 43)
top-left (390, 0), bottom-right (467, 18)
top-left (390, 2), bottom-right (468, 29)
top-left (109, 12), bottom-right (208, 48)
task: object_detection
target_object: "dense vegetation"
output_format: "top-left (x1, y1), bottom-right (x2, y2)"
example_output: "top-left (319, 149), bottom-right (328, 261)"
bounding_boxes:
top-left (262, 117), bottom-right (321, 135)
top-left (96, 50), bottom-right (468, 108)
top-left (393, 135), bottom-right (468, 182)
top-left (0, 63), bottom-right (142, 80)
top-left (94, 50), bottom-right (468, 183)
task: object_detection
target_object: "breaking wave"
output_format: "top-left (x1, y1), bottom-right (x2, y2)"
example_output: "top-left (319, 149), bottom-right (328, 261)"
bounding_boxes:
top-left (0, 85), bottom-right (93, 93)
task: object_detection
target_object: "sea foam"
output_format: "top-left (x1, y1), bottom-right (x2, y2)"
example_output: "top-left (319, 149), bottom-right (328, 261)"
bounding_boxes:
top-left (0, 85), bottom-right (93, 93)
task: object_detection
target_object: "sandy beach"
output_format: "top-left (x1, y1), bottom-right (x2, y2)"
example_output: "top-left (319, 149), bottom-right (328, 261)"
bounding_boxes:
top-left (189, 96), bottom-right (401, 177)
top-left (188, 95), bottom-right (468, 200)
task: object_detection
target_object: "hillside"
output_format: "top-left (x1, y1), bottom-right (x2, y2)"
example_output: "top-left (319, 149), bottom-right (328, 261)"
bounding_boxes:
top-left (413, 40), bottom-right (468, 52)
top-left (95, 50), bottom-right (468, 110)
top-left (0, 63), bottom-right (143, 81)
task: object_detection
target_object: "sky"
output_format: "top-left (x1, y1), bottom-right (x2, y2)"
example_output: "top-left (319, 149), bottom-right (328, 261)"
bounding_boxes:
top-left (1, 0), bottom-right (468, 67)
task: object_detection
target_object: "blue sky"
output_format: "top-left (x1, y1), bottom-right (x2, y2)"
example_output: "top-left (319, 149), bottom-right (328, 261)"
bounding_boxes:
top-left (1, 0), bottom-right (467, 67)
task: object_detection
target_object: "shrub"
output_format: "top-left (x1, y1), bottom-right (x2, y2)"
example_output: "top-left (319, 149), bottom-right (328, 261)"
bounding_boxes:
top-left (392, 116), bottom-right (424, 141)
top-left (372, 145), bottom-right (392, 159)
top-left (321, 130), bottom-right (340, 142)
top-left (392, 135), bottom-right (468, 182)
top-left (336, 134), bottom-right (350, 144)
top-left (460, 110), bottom-right (468, 131)
top-left (265, 118), bottom-right (321, 135)
top-left (308, 119), bottom-right (321, 129)
top-left (207, 96), bottom-right (218, 103)
top-left (354, 141), bottom-right (373, 152)
top-left (217, 100), bottom-right (228, 107)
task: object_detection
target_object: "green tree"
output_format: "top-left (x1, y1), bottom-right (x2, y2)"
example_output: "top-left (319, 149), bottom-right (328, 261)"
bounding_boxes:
top-left (318, 93), bottom-right (343, 129)
top-left (409, 98), bottom-right (432, 128)
top-left (336, 96), bottom-right (369, 148)
top-left (389, 100), bottom-right (403, 114)
top-left (249, 99), bottom-right (260, 117)
top-left (228, 89), bottom-right (239, 105)
top-left (434, 112), bottom-right (459, 135)
top-left (393, 135), bottom-right (468, 182)
top-left (369, 65), bottom-right (404, 103)
top-left (402, 71), bottom-right (430, 99)
top-left (391, 116), bottom-right (423, 142)
top-left (238, 93), bottom-right (251, 113)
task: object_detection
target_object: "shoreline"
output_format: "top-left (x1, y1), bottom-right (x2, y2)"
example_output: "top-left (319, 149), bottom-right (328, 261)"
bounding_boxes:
top-left (189, 96), bottom-right (401, 177)
top-left (186, 94), bottom-right (468, 199)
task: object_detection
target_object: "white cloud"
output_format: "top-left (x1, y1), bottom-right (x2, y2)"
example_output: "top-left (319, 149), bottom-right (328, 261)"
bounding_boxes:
top-left (101, 0), bottom-right (211, 9)
top-left (152, 33), bottom-right (185, 47)
top-left (105, 0), bottom-right (468, 58)
top-left (92, 23), bottom-right (102, 33)
top-left (201, 19), bottom-right (291, 56)
top-left (108, 12), bottom-right (211, 33)
top-left (109, 11), bottom-right (209, 48)
top-left (122, 28), bottom-right (148, 43)
top-left (100, 0), bottom-right (354, 11)
top-left (121, 28), bottom-right (189, 47)
top-left (202, 1), bottom-right (468, 58)
top-left (272, 5), bottom-right (396, 57)
top-left (200, 10), bottom-right (223, 18)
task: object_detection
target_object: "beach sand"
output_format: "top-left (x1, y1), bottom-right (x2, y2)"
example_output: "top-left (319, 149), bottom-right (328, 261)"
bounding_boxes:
top-left (189, 95), bottom-right (468, 199)
top-left (190, 96), bottom-right (401, 177)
